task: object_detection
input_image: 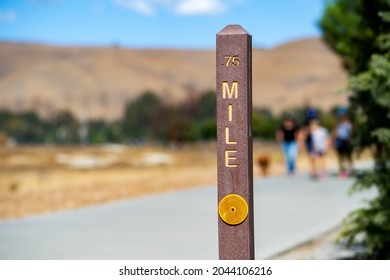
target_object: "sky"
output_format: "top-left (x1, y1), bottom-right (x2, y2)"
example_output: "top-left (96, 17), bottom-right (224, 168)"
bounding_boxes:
top-left (0, 0), bottom-right (327, 49)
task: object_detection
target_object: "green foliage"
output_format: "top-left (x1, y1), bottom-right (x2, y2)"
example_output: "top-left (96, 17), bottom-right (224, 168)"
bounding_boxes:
top-left (122, 90), bottom-right (166, 141)
top-left (164, 116), bottom-right (198, 143)
top-left (196, 90), bottom-right (217, 120)
top-left (89, 120), bottom-right (124, 144)
top-left (252, 109), bottom-right (279, 139)
top-left (321, 0), bottom-right (390, 259)
top-left (321, 111), bottom-right (338, 132)
top-left (0, 110), bottom-right (45, 143)
top-left (198, 119), bottom-right (217, 140)
top-left (319, 0), bottom-right (390, 74)
top-left (52, 111), bottom-right (79, 143)
top-left (120, 90), bottom-right (217, 143)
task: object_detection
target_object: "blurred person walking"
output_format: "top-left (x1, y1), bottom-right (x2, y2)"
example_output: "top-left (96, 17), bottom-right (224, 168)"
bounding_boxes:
top-left (276, 114), bottom-right (300, 175)
top-left (309, 119), bottom-right (330, 179)
top-left (302, 107), bottom-right (318, 157)
top-left (333, 107), bottom-right (354, 178)
top-left (301, 107), bottom-right (318, 177)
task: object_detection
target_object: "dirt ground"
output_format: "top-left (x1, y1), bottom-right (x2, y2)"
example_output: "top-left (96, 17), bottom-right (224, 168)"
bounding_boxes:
top-left (0, 141), bottom-right (342, 220)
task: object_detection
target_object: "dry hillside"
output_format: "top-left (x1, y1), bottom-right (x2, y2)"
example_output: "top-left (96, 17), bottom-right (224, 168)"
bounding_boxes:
top-left (0, 38), bottom-right (348, 120)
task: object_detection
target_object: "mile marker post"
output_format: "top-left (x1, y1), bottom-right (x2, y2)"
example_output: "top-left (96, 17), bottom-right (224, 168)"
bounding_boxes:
top-left (216, 25), bottom-right (254, 260)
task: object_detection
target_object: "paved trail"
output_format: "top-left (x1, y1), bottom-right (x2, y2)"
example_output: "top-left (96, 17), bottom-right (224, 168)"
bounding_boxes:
top-left (0, 172), bottom-right (376, 259)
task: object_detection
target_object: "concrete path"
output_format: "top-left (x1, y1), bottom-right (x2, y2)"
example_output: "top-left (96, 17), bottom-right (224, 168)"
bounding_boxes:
top-left (0, 171), bottom-right (376, 260)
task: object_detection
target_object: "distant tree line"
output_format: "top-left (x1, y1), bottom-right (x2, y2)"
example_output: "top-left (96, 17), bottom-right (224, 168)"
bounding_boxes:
top-left (0, 90), bottom-right (342, 145)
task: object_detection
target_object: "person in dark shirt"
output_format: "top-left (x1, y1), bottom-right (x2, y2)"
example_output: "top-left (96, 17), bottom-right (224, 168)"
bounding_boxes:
top-left (276, 115), bottom-right (300, 175)
top-left (332, 107), bottom-right (354, 177)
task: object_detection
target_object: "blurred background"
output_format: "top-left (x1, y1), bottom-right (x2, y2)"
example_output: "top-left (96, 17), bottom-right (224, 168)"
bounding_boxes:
top-left (0, 1), bottom-right (349, 219)
top-left (2, 0), bottom-right (390, 261)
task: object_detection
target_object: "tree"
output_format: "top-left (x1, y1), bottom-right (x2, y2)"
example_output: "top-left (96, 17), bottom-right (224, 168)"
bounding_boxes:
top-left (0, 110), bottom-right (46, 143)
top-left (320, 0), bottom-right (390, 259)
top-left (196, 90), bottom-right (216, 120)
top-left (52, 110), bottom-right (78, 143)
top-left (252, 109), bottom-right (279, 140)
top-left (122, 91), bottom-right (165, 142)
top-left (195, 90), bottom-right (217, 140)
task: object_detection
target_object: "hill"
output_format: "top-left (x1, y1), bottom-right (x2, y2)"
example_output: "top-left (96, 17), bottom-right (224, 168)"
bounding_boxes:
top-left (0, 38), bottom-right (347, 120)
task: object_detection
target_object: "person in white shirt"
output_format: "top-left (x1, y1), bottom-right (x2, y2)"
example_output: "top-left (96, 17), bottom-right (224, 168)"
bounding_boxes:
top-left (309, 119), bottom-right (329, 179)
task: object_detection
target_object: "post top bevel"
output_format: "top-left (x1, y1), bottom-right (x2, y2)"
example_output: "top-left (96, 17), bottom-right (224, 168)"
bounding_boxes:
top-left (217, 24), bottom-right (251, 36)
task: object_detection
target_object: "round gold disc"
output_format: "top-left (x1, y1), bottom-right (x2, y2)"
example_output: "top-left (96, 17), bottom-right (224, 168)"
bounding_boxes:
top-left (218, 194), bottom-right (248, 225)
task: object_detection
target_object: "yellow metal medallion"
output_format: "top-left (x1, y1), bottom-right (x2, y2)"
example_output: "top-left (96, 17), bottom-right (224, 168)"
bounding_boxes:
top-left (218, 194), bottom-right (248, 225)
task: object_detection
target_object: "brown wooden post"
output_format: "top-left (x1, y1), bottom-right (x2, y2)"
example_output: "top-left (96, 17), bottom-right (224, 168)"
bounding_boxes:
top-left (216, 25), bottom-right (254, 260)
